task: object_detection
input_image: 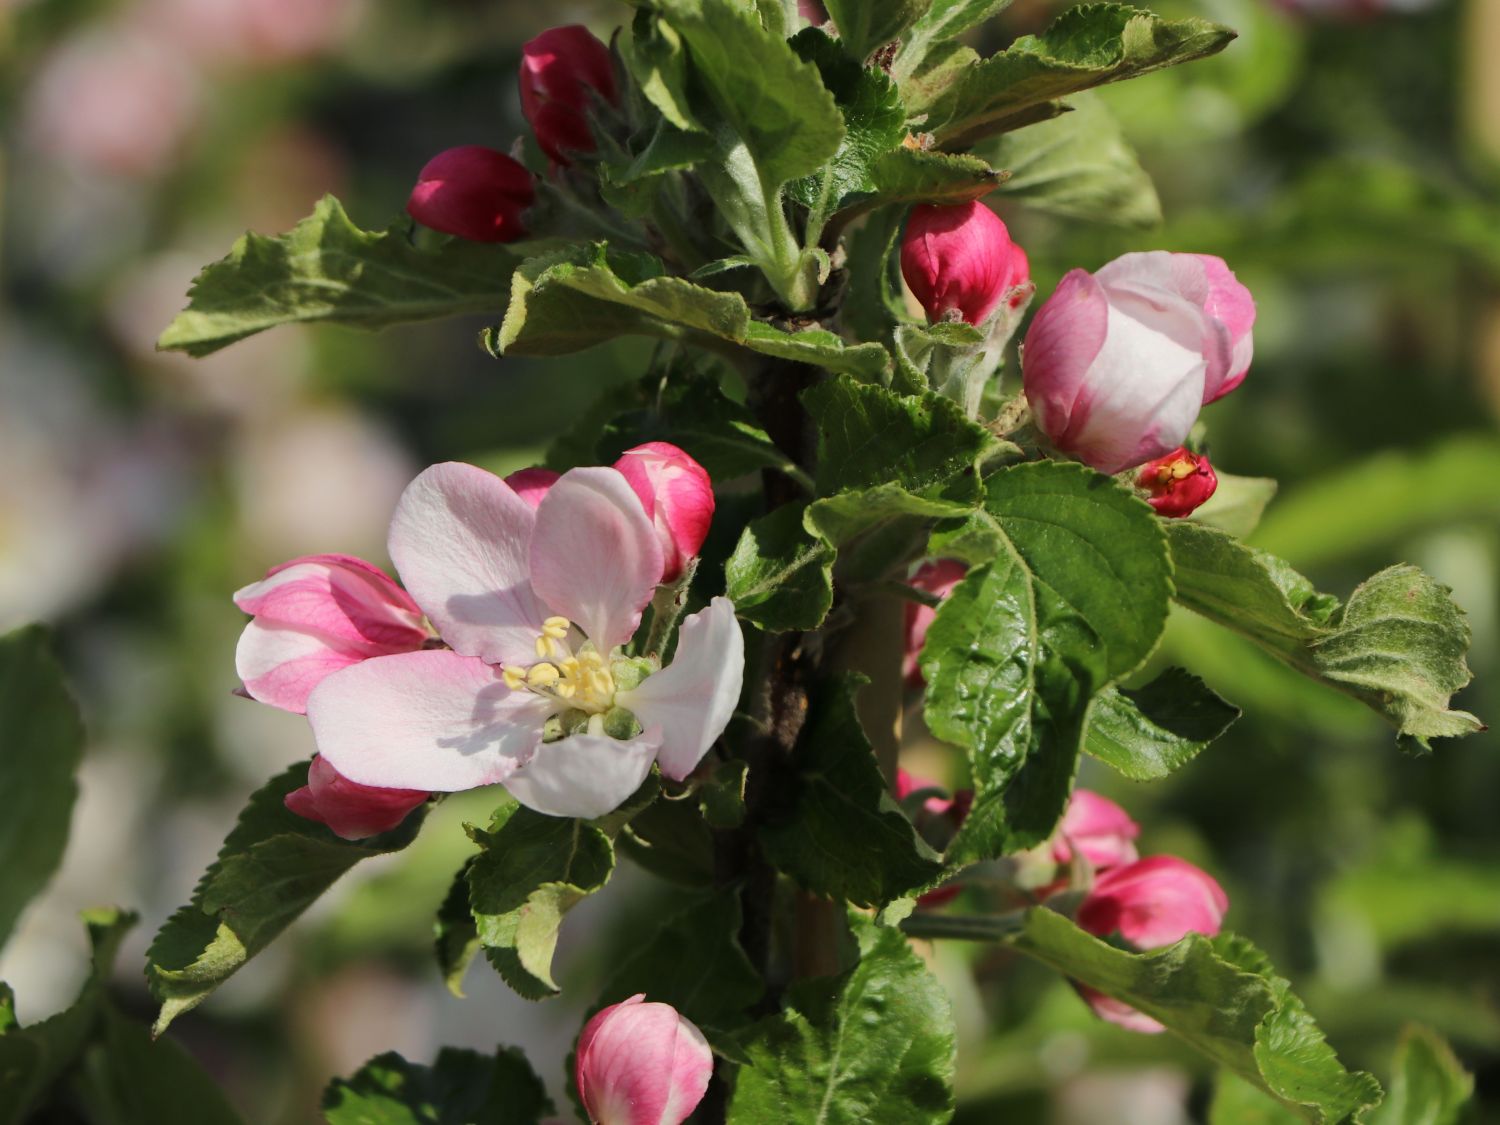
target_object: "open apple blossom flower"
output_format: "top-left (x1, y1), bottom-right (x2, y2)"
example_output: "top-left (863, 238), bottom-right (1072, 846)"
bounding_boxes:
top-left (576, 994), bottom-right (713, 1125)
top-left (1050, 789), bottom-right (1140, 871)
top-left (284, 755), bottom-right (427, 840)
top-left (1074, 855), bottom-right (1230, 1033)
top-left (303, 461), bottom-right (744, 820)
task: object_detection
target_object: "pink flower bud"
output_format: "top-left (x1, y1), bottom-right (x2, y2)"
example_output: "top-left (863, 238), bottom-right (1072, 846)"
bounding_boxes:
top-left (284, 754), bottom-right (427, 839)
top-left (1023, 251), bottom-right (1254, 474)
top-left (234, 553), bottom-right (430, 713)
top-left (896, 769), bottom-right (972, 906)
top-left (520, 25), bottom-right (618, 166)
top-left (613, 443), bottom-right (714, 583)
top-left (504, 466), bottom-right (561, 509)
top-left (1075, 855), bottom-right (1229, 1033)
top-left (575, 995), bottom-right (713, 1125)
top-left (900, 202), bottom-right (1030, 326)
top-left (902, 559), bottom-right (967, 683)
top-left (1135, 446), bottom-right (1218, 518)
top-left (1051, 789), bottom-right (1140, 871)
top-left (406, 146), bottom-right (534, 243)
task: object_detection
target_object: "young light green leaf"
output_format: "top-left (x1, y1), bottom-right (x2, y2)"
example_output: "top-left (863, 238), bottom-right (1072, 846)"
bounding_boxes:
top-left (920, 3), bottom-right (1237, 146)
top-left (760, 677), bottom-right (943, 906)
top-left (466, 804), bottom-right (614, 1001)
top-left (725, 503), bottom-right (836, 632)
top-left (922, 462), bottom-right (1172, 858)
top-left (1366, 1025), bottom-right (1474, 1125)
top-left (803, 375), bottom-right (999, 496)
top-left (146, 763), bottom-right (427, 1035)
top-left (622, 9), bottom-right (705, 133)
top-left (651, 0), bottom-right (845, 190)
top-left (1086, 668), bottom-right (1240, 781)
top-left (1001, 908), bottom-right (1380, 1123)
top-left (893, 0), bottom-right (1016, 81)
top-left (1167, 522), bottom-right (1483, 749)
top-left (323, 1047), bottom-right (552, 1125)
top-left (982, 91), bottom-right (1162, 227)
top-left (598, 889), bottom-right (763, 1032)
top-left (824, 0), bottom-right (933, 61)
top-left (0, 625), bottom-right (83, 948)
top-left (728, 920), bottom-right (955, 1123)
top-left (786, 29), bottom-right (909, 213)
top-left (1210, 1073), bottom-right (1307, 1125)
top-left (157, 196), bottom-right (517, 357)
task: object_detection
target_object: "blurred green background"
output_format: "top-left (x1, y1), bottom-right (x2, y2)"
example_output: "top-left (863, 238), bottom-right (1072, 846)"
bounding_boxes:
top-left (1, 0), bottom-right (1496, 1120)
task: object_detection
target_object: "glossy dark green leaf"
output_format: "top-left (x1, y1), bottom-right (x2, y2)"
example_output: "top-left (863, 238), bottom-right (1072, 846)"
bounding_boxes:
top-left (1086, 668), bottom-right (1240, 781)
top-left (725, 503), bottom-right (836, 631)
top-left (322, 1047), bottom-right (551, 1125)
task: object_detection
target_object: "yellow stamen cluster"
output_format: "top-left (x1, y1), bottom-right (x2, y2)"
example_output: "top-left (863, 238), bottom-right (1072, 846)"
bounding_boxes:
top-left (1154, 457), bottom-right (1197, 485)
top-left (503, 619), bottom-right (618, 713)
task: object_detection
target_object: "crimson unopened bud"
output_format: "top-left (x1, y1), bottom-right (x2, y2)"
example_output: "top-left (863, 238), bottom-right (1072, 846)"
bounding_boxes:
top-left (1075, 856), bottom-right (1229, 1033)
top-left (575, 995), bottom-right (713, 1125)
top-left (285, 755), bottom-right (427, 840)
top-left (520, 25), bottom-right (618, 165)
top-left (613, 443), bottom-right (714, 583)
top-left (406, 145), bottom-right (534, 243)
top-left (900, 202), bottom-right (1030, 326)
top-left (1136, 446), bottom-right (1217, 518)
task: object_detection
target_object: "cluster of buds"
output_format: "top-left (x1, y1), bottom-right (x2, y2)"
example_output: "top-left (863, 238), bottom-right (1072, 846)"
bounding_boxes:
top-left (233, 443), bottom-right (717, 837)
top-left (404, 24), bottom-right (618, 243)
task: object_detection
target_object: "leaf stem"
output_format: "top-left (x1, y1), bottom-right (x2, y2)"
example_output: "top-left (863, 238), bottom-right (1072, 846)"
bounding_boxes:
top-left (899, 909), bottom-right (1029, 943)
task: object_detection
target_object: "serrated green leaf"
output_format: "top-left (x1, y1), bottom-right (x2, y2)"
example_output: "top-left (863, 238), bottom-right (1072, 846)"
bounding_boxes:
top-left (1211, 1073), bottom-right (1307, 1125)
top-left (861, 148), bottom-right (1008, 214)
top-left (651, 0), bottom-right (846, 189)
top-left (0, 625), bottom-right (83, 948)
top-left (728, 919), bottom-right (955, 1123)
top-left (699, 759), bottom-right (750, 829)
top-left (598, 889), bottom-right (763, 1031)
top-left (489, 243), bottom-right (888, 376)
top-left (893, 0), bottom-right (1016, 81)
top-left (922, 462), bottom-right (1172, 859)
top-left (1086, 668), bottom-right (1240, 781)
top-left (761, 677), bottom-right (943, 906)
top-left (146, 764), bottom-right (426, 1035)
top-left (824, 0), bottom-right (933, 60)
top-left (622, 10), bottom-right (705, 133)
top-left (466, 805), bottom-right (614, 1001)
top-left (156, 196), bottom-right (516, 357)
top-left (73, 1008), bottom-right (245, 1125)
top-left (1001, 908), bottom-right (1380, 1123)
top-left (982, 91), bottom-right (1161, 227)
top-left (1167, 522), bottom-right (1483, 749)
top-left (433, 860), bottom-right (481, 998)
top-left (787, 29), bottom-right (909, 214)
top-left (920, 3), bottom-right (1236, 146)
top-left (1366, 1026), bottom-right (1474, 1125)
top-left (803, 376), bottom-right (998, 496)
top-left (322, 1047), bottom-right (552, 1125)
top-left (804, 483), bottom-right (975, 549)
top-left (618, 796), bottom-right (716, 886)
top-left (725, 503), bottom-right (837, 631)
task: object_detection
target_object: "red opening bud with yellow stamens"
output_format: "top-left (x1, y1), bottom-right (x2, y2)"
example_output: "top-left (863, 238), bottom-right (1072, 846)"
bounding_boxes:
top-left (1135, 446), bottom-right (1217, 518)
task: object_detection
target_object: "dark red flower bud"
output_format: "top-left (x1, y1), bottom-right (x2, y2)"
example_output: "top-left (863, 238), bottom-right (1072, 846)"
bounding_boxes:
top-left (1135, 446), bottom-right (1218, 518)
top-left (519, 25), bottom-right (618, 166)
top-left (406, 145), bottom-right (534, 243)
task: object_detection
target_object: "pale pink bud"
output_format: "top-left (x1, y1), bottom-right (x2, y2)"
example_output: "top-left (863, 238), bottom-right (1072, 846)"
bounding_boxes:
top-left (1023, 251), bottom-right (1254, 474)
top-left (613, 443), bottom-right (714, 583)
top-left (504, 467), bottom-right (561, 509)
top-left (406, 146), bottom-right (534, 243)
top-left (575, 995), bottom-right (713, 1125)
top-left (900, 202), bottom-right (1030, 326)
top-left (284, 754), bottom-right (427, 839)
top-left (1075, 856), bottom-right (1229, 1033)
top-left (902, 559), bottom-right (967, 683)
top-left (1050, 789), bottom-right (1140, 871)
top-left (233, 553), bottom-right (429, 713)
top-left (520, 25), bottom-right (619, 166)
top-left (1135, 446), bottom-right (1218, 518)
